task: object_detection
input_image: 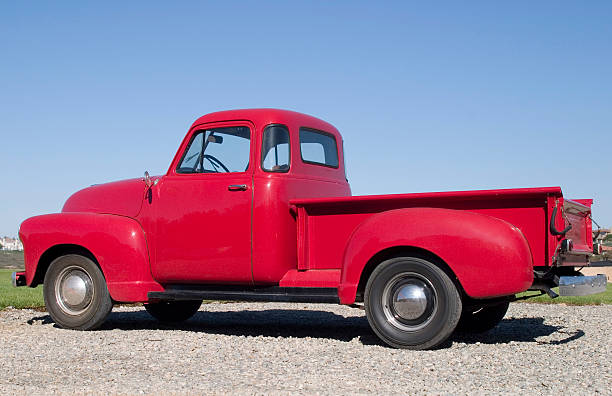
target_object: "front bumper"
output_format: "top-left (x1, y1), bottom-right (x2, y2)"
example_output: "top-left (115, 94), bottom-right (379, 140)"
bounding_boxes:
top-left (558, 274), bottom-right (607, 296)
top-left (11, 272), bottom-right (26, 287)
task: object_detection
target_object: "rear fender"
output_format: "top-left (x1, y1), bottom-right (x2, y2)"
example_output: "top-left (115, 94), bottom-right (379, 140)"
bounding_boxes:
top-left (338, 208), bottom-right (533, 304)
top-left (19, 213), bottom-right (163, 302)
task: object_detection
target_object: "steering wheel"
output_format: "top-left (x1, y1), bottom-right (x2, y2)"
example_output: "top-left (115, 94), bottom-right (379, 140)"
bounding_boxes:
top-left (203, 154), bottom-right (230, 173)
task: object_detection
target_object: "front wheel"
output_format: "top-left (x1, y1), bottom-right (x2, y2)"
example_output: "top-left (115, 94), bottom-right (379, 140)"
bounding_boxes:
top-left (145, 300), bottom-right (202, 323)
top-left (43, 254), bottom-right (113, 330)
top-left (364, 257), bottom-right (462, 349)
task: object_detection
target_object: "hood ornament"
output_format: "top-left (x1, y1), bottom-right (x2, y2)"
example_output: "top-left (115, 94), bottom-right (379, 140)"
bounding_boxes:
top-left (143, 171), bottom-right (152, 188)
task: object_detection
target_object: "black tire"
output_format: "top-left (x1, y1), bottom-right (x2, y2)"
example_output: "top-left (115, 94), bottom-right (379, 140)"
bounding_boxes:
top-left (457, 301), bottom-right (510, 333)
top-left (43, 254), bottom-right (113, 330)
top-left (145, 300), bottom-right (202, 323)
top-left (364, 256), bottom-right (462, 350)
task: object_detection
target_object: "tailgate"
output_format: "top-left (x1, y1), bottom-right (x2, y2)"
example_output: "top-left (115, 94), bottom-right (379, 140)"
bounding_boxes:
top-left (553, 198), bottom-right (593, 265)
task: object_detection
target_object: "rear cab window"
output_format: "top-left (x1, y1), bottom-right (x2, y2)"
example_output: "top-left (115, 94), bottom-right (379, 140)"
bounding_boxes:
top-left (299, 127), bottom-right (339, 168)
top-left (261, 125), bottom-right (290, 172)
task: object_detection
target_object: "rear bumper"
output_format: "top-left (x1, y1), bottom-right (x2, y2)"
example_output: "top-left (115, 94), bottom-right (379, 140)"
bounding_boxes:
top-left (558, 274), bottom-right (607, 296)
top-left (12, 272), bottom-right (26, 287)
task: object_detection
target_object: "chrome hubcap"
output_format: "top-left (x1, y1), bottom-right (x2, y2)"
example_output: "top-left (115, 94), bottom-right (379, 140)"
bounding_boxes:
top-left (55, 266), bottom-right (94, 315)
top-left (382, 273), bottom-right (437, 331)
top-left (393, 284), bottom-right (428, 320)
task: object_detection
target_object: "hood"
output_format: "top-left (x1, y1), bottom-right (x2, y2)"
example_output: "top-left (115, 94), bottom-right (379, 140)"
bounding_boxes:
top-left (62, 177), bottom-right (150, 218)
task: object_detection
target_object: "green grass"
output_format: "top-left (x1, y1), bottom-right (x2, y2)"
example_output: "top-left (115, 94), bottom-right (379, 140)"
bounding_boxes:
top-left (516, 284), bottom-right (612, 305)
top-left (0, 269), bottom-right (44, 310)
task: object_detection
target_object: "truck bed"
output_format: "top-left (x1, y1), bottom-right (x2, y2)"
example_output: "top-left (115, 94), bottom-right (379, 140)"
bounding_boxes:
top-left (287, 187), bottom-right (592, 289)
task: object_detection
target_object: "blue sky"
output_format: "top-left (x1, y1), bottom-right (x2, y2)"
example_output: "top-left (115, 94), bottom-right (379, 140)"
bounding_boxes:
top-left (1, 2), bottom-right (611, 237)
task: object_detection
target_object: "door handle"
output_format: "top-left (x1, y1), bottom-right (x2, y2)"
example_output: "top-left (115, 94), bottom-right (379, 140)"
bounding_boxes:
top-left (228, 184), bottom-right (248, 191)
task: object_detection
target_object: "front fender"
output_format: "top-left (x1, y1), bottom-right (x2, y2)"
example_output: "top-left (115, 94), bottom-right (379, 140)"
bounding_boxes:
top-left (19, 212), bottom-right (163, 302)
top-left (338, 208), bottom-right (533, 304)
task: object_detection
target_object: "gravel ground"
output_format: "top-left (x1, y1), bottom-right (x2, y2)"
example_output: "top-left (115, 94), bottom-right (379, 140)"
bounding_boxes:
top-left (0, 302), bottom-right (610, 395)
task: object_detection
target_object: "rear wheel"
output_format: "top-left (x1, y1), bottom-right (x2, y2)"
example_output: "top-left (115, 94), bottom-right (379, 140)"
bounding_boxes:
top-left (145, 300), bottom-right (202, 323)
top-left (43, 254), bottom-right (113, 330)
top-left (457, 301), bottom-right (510, 333)
top-left (364, 257), bottom-right (462, 350)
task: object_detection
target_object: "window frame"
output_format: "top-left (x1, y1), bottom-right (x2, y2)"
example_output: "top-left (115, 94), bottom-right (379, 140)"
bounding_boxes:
top-left (298, 127), bottom-right (340, 169)
top-left (261, 123), bottom-right (291, 173)
top-left (175, 125), bottom-right (252, 174)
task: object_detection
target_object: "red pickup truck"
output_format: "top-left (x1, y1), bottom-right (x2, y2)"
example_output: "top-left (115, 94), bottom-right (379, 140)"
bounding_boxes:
top-left (14, 109), bottom-right (607, 349)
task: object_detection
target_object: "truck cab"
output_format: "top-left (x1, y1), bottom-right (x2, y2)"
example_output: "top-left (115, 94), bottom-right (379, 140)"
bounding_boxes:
top-left (143, 109), bottom-right (351, 286)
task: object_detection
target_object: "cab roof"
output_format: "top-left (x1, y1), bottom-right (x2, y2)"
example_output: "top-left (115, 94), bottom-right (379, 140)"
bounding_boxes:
top-left (190, 108), bottom-right (340, 137)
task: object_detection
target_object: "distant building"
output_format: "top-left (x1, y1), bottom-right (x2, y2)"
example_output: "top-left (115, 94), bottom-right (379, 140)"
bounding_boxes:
top-left (592, 228), bottom-right (611, 258)
top-left (0, 237), bottom-right (23, 251)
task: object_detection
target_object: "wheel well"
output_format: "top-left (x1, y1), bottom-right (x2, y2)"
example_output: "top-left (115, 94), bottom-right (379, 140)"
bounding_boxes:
top-left (32, 244), bottom-right (100, 287)
top-left (354, 246), bottom-right (467, 302)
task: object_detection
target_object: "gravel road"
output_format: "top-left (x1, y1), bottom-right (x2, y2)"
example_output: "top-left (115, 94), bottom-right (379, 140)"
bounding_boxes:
top-left (0, 302), bottom-right (610, 395)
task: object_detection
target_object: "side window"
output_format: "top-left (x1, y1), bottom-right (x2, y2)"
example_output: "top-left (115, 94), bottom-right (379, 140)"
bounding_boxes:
top-left (177, 126), bottom-right (251, 173)
top-left (299, 128), bottom-right (339, 168)
top-left (261, 125), bottom-right (290, 172)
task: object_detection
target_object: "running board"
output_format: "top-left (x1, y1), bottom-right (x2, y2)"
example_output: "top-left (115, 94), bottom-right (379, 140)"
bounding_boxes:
top-left (148, 286), bottom-right (340, 304)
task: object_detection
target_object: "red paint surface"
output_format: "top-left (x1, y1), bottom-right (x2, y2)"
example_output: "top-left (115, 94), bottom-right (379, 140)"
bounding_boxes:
top-left (19, 213), bottom-right (163, 302)
top-left (63, 178), bottom-right (148, 218)
top-left (279, 269), bottom-right (341, 288)
top-left (18, 109), bottom-right (594, 305)
top-left (147, 121), bottom-right (255, 284)
top-left (337, 208), bottom-right (534, 303)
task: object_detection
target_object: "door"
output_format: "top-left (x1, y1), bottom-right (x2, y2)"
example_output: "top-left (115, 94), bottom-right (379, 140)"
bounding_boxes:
top-left (151, 122), bottom-right (254, 284)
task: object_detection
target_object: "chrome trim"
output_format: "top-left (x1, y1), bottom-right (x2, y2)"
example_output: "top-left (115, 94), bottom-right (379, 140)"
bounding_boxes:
top-left (143, 171), bottom-right (152, 187)
top-left (559, 275), bottom-right (607, 296)
top-left (381, 272), bottom-right (437, 331)
top-left (392, 284), bottom-right (428, 320)
top-left (62, 273), bottom-right (90, 306)
top-left (54, 266), bottom-right (95, 316)
top-left (560, 239), bottom-right (573, 253)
